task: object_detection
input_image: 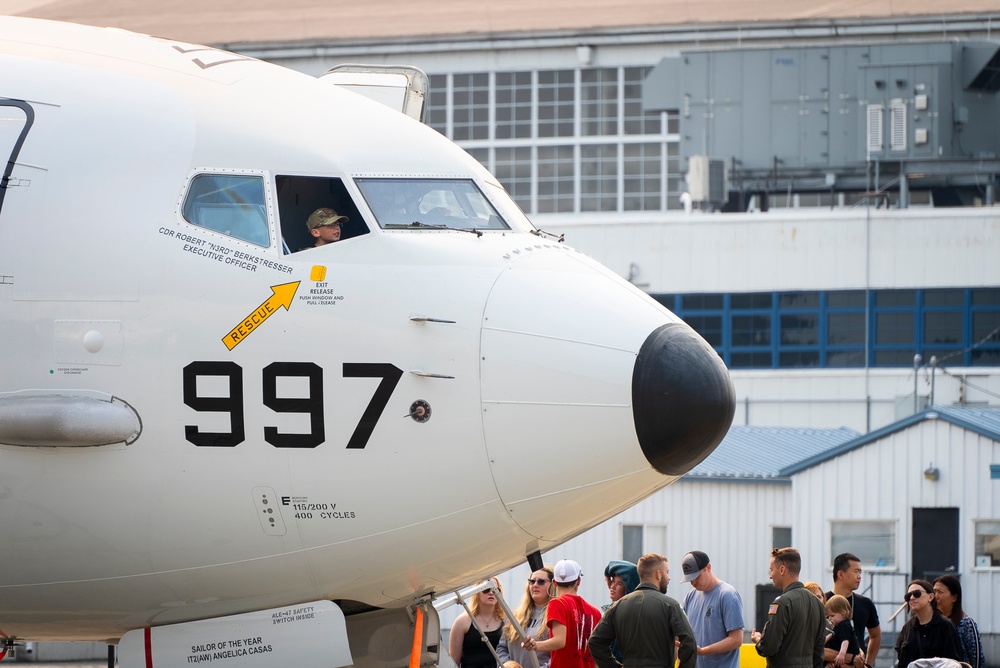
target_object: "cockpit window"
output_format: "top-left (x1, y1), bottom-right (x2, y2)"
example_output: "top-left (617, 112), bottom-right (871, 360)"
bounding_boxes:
top-left (182, 174), bottom-right (270, 247)
top-left (276, 175), bottom-right (370, 253)
top-left (355, 178), bottom-right (510, 232)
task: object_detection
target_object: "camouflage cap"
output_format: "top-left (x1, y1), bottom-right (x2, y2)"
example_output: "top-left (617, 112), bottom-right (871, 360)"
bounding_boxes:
top-left (306, 207), bottom-right (349, 230)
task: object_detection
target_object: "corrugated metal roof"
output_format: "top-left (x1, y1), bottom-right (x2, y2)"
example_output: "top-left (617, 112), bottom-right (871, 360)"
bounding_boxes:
top-left (780, 405), bottom-right (1000, 476)
top-left (10, 0), bottom-right (1000, 47)
top-left (933, 405), bottom-right (1000, 436)
top-left (684, 425), bottom-right (859, 480)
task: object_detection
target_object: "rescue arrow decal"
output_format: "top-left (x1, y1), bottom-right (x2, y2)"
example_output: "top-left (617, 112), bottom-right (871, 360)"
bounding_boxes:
top-left (222, 281), bottom-right (300, 351)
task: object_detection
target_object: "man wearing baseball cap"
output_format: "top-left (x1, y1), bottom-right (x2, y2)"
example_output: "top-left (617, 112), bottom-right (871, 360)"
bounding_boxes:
top-left (522, 559), bottom-right (602, 668)
top-left (681, 551), bottom-right (745, 668)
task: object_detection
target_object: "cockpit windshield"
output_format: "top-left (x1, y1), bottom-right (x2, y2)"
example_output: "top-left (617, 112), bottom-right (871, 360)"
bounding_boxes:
top-left (355, 178), bottom-right (510, 232)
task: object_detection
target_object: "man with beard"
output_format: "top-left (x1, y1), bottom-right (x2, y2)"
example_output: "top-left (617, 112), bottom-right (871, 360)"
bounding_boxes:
top-left (589, 553), bottom-right (696, 668)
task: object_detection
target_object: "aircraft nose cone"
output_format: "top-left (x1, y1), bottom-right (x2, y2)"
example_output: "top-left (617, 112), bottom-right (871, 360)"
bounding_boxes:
top-left (632, 322), bottom-right (735, 475)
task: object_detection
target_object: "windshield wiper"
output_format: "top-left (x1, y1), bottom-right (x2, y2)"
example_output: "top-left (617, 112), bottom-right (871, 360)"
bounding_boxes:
top-left (530, 227), bottom-right (564, 242)
top-left (385, 221), bottom-right (483, 237)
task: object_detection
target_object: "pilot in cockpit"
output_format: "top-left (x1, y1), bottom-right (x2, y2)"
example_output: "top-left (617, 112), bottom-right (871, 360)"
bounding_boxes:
top-left (303, 207), bottom-right (349, 249)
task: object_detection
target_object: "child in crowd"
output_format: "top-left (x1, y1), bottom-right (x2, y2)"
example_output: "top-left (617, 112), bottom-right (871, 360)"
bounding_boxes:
top-left (825, 595), bottom-right (862, 668)
top-left (804, 582), bottom-right (834, 641)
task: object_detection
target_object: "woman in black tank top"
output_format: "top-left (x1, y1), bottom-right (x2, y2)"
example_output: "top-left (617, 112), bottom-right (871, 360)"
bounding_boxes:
top-left (450, 578), bottom-right (507, 668)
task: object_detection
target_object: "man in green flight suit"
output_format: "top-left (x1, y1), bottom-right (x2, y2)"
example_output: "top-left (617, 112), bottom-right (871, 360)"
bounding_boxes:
top-left (750, 548), bottom-right (825, 668)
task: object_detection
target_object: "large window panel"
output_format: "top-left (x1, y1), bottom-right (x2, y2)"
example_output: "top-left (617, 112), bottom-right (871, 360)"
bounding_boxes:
top-left (623, 142), bottom-right (662, 211)
top-left (537, 145), bottom-right (575, 213)
top-left (495, 72), bottom-right (532, 140)
top-left (452, 73), bottom-right (489, 141)
top-left (828, 312), bottom-right (866, 346)
top-left (732, 315), bottom-right (772, 346)
top-left (538, 69), bottom-right (575, 138)
top-left (924, 311), bottom-right (962, 344)
top-left (582, 67), bottom-right (618, 136)
top-left (876, 311), bottom-right (914, 345)
top-left (831, 520), bottom-right (897, 568)
top-left (581, 144), bottom-right (618, 212)
top-left (780, 314), bottom-right (819, 345)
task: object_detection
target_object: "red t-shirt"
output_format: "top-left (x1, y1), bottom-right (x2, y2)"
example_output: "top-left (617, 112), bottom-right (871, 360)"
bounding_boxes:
top-left (546, 594), bottom-right (602, 668)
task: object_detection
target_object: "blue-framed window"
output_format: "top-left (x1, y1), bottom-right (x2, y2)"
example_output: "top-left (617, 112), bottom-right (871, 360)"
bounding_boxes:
top-left (972, 288), bottom-right (1000, 367)
top-left (653, 288), bottom-right (1000, 369)
top-left (826, 290), bottom-right (866, 367)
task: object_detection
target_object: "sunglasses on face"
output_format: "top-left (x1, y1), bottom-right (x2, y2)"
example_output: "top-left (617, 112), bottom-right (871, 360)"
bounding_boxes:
top-left (905, 590), bottom-right (926, 601)
top-left (527, 578), bottom-right (551, 585)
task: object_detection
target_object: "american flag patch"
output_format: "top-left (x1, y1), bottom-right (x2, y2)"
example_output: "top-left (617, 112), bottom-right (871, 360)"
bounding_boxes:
top-left (768, 603), bottom-right (779, 615)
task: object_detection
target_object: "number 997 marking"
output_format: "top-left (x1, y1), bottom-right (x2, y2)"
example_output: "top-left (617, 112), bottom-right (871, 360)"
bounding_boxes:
top-left (182, 361), bottom-right (402, 448)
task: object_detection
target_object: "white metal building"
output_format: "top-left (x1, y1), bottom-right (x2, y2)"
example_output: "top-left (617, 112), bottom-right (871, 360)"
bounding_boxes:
top-left (787, 407), bottom-right (1000, 660)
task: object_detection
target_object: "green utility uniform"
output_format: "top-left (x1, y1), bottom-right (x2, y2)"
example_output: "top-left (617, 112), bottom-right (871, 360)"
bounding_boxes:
top-left (590, 582), bottom-right (697, 668)
top-left (754, 581), bottom-right (825, 668)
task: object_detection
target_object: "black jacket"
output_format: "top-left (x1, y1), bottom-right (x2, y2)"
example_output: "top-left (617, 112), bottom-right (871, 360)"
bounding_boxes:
top-left (895, 611), bottom-right (962, 668)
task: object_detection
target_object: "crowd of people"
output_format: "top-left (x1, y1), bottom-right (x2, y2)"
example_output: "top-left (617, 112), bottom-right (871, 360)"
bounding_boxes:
top-left (448, 550), bottom-right (986, 668)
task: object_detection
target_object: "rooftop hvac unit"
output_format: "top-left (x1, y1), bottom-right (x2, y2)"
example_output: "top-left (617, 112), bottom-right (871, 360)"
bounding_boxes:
top-left (688, 155), bottom-right (728, 207)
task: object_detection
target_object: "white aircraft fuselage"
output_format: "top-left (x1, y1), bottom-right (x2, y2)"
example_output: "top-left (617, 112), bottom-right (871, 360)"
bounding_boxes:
top-left (0, 15), bottom-right (734, 653)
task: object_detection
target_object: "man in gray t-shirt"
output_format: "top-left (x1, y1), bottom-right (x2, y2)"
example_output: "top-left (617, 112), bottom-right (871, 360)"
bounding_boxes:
top-left (681, 551), bottom-right (745, 668)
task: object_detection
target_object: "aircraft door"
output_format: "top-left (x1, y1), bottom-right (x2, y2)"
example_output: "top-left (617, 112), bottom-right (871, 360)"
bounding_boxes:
top-left (0, 99), bottom-right (34, 215)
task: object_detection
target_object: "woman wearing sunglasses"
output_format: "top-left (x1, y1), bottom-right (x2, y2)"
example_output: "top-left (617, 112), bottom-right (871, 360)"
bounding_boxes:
top-left (894, 580), bottom-right (962, 668)
top-left (498, 568), bottom-right (555, 668)
top-left (451, 578), bottom-right (507, 668)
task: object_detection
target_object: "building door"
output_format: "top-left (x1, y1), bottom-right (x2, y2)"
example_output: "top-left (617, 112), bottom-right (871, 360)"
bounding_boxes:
top-left (912, 507), bottom-right (959, 580)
